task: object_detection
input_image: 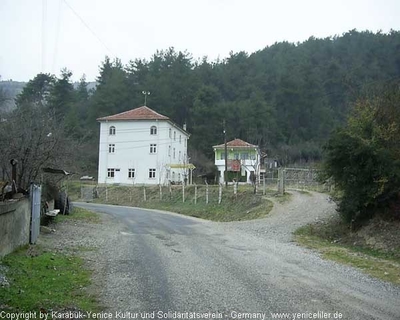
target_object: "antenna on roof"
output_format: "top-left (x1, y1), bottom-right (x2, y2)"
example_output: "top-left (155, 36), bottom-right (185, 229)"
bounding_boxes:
top-left (142, 91), bottom-right (150, 106)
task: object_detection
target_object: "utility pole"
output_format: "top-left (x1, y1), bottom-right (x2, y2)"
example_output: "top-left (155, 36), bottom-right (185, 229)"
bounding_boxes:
top-left (223, 119), bottom-right (228, 188)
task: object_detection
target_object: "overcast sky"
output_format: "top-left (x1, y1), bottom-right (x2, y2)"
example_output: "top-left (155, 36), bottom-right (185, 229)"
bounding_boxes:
top-left (1, 0), bottom-right (400, 82)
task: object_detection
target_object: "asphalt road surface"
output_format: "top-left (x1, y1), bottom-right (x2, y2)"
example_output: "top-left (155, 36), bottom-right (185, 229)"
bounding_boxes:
top-left (75, 193), bottom-right (400, 320)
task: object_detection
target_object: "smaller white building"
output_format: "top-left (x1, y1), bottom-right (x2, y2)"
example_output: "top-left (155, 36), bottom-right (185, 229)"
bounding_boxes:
top-left (97, 106), bottom-right (193, 185)
top-left (213, 139), bottom-right (260, 184)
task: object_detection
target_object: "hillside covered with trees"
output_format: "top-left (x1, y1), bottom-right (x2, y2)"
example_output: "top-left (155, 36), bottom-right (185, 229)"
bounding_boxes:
top-left (2, 29), bottom-right (400, 179)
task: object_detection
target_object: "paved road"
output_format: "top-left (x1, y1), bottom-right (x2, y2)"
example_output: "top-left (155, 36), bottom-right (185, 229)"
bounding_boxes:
top-left (75, 195), bottom-right (400, 320)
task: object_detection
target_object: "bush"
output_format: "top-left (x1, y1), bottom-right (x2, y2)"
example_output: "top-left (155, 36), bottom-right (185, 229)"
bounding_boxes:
top-left (322, 86), bottom-right (400, 223)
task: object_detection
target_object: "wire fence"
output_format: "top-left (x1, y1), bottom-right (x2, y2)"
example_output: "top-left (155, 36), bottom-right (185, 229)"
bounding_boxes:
top-left (79, 168), bottom-right (332, 205)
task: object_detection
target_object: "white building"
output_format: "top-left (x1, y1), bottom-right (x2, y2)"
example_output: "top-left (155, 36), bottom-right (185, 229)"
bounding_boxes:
top-left (213, 139), bottom-right (260, 184)
top-left (97, 106), bottom-right (193, 185)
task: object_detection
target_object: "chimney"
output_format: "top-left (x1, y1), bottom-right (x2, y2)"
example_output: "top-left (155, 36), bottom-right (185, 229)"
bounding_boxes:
top-left (183, 123), bottom-right (187, 131)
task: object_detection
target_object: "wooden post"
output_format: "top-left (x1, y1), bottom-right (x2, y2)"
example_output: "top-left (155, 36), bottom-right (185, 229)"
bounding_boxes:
top-left (205, 179), bottom-right (209, 204)
top-left (233, 179), bottom-right (237, 199)
top-left (278, 168), bottom-right (285, 195)
top-left (194, 184), bottom-right (197, 204)
top-left (263, 174), bottom-right (266, 195)
top-left (143, 186), bottom-right (146, 201)
top-left (218, 183), bottom-right (222, 204)
top-left (182, 183), bottom-right (185, 203)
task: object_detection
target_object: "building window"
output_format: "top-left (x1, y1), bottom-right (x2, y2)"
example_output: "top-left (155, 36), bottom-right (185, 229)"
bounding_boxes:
top-left (178, 173), bottom-right (181, 181)
top-left (241, 153), bottom-right (249, 160)
top-left (109, 144), bottom-right (115, 153)
top-left (234, 153), bottom-right (239, 160)
top-left (169, 128), bottom-right (172, 138)
top-left (184, 139), bottom-right (187, 147)
top-left (174, 131), bottom-right (176, 141)
top-left (149, 168), bottom-right (156, 179)
top-left (179, 151), bottom-right (181, 161)
top-left (128, 168), bottom-right (135, 179)
top-left (173, 148), bottom-right (176, 159)
top-left (172, 172), bottom-right (175, 180)
top-left (109, 126), bottom-right (116, 135)
top-left (220, 152), bottom-right (225, 160)
top-left (150, 144), bottom-right (157, 154)
top-left (168, 145), bottom-right (171, 156)
top-left (150, 126), bottom-right (157, 135)
top-left (107, 168), bottom-right (115, 178)
top-left (179, 135), bottom-right (181, 143)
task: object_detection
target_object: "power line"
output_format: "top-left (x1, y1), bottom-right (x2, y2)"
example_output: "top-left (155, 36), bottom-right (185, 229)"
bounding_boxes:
top-left (51, 0), bottom-right (63, 74)
top-left (41, 0), bottom-right (47, 72)
top-left (63, 0), bottom-right (114, 56)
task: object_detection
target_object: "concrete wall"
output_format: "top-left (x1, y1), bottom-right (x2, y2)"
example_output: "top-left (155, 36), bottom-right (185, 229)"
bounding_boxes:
top-left (0, 198), bottom-right (30, 257)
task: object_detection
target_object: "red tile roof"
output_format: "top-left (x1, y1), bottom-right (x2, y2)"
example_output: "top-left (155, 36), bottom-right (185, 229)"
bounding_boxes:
top-left (97, 106), bottom-right (169, 121)
top-left (213, 138), bottom-right (258, 149)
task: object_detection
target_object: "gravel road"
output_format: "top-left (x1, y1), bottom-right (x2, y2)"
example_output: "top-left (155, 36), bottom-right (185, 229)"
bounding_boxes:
top-left (66, 192), bottom-right (400, 320)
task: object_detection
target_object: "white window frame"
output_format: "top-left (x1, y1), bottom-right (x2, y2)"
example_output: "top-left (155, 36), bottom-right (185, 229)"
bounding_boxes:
top-left (150, 126), bottom-right (157, 135)
top-left (179, 151), bottom-right (181, 161)
top-left (149, 168), bottom-right (156, 179)
top-left (169, 128), bottom-right (172, 138)
top-left (128, 168), bottom-right (135, 179)
top-left (173, 148), bottom-right (176, 159)
top-left (174, 131), bottom-right (176, 141)
top-left (107, 168), bottom-right (115, 178)
top-left (109, 126), bottom-right (116, 135)
top-left (150, 144), bottom-right (157, 154)
top-left (109, 144), bottom-right (115, 153)
top-left (168, 145), bottom-right (171, 156)
top-left (179, 135), bottom-right (181, 143)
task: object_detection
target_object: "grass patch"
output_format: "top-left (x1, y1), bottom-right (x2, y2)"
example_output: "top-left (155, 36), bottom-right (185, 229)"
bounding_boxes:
top-left (56, 207), bottom-right (100, 224)
top-left (93, 185), bottom-right (273, 222)
top-left (297, 190), bottom-right (312, 196)
top-left (144, 196), bottom-right (273, 222)
top-left (273, 192), bottom-right (292, 204)
top-left (0, 246), bottom-right (99, 312)
top-left (294, 224), bottom-right (400, 285)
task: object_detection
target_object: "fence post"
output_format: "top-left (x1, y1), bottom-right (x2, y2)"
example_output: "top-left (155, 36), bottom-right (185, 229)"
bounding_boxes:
top-left (205, 179), bottom-right (209, 204)
top-left (143, 186), bottom-right (146, 201)
top-left (194, 184), bottom-right (197, 204)
top-left (182, 183), bottom-right (185, 203)
top-left (263, 174), bottom-right (266, 195)
top-left (218, 183), bottom-right (222, 204)
top-left (278, 168), bottom-right (285, 195)
top-left (159, 184), bottom-right (163, 201)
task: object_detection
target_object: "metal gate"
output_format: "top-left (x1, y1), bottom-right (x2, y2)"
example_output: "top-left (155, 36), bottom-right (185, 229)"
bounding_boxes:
top-left (30, 184), bottom-right (41, 244)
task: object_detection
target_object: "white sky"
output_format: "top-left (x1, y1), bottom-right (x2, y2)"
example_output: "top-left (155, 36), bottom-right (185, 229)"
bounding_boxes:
top-left (1, 0), bottom-right (400, 82)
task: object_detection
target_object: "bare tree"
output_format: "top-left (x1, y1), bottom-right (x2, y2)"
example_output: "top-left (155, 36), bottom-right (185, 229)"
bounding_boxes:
top-left (0, 106), bottom-right (74, 189)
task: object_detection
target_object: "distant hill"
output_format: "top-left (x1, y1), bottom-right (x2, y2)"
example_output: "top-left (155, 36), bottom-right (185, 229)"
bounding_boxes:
top-left (0, 80), bottom-right (25, 111)
top-left (0, 80), bottom-right (97, 111)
